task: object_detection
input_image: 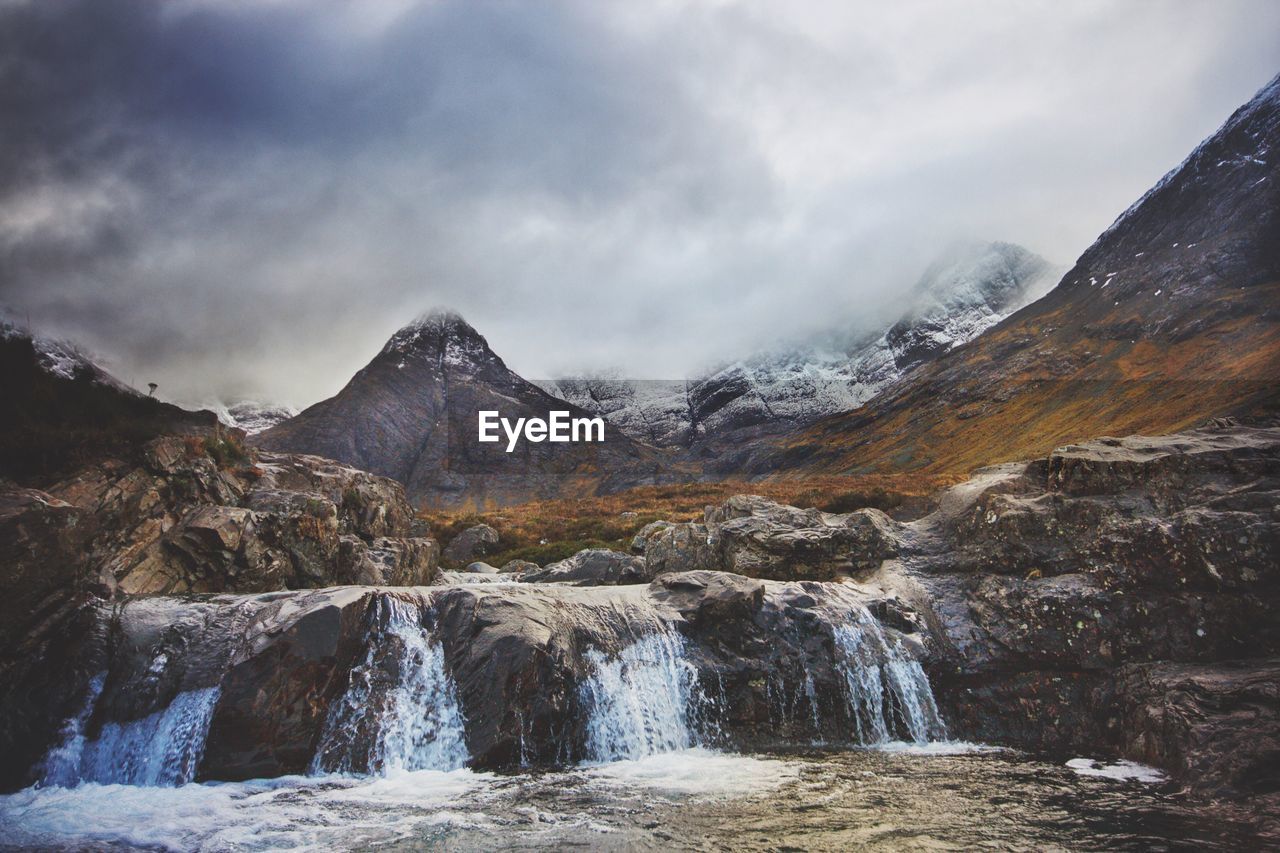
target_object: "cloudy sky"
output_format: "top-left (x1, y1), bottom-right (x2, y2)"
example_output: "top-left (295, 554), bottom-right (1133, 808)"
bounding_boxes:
top-left (1, 0), bottom-right (1277, 407)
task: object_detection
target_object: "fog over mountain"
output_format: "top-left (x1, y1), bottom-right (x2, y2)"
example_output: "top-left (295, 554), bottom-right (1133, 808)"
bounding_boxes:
top-left (1, 0), bottom-right (1277, 408)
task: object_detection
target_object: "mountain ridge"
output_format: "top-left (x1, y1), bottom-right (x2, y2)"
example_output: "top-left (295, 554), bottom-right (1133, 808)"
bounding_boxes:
top-left (744, 72), bottom-right (1280, 479)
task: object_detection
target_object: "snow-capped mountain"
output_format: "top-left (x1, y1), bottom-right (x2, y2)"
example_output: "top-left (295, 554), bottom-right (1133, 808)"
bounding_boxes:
top-left (749, 72), bottom-right (1280, 480)
top-left (207, 400), bottom-right (298, 435)
top-left (544, 241), bottom-right (1057, 448)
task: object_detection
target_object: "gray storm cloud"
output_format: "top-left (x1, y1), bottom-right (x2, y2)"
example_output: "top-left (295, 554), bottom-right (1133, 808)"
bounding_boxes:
top-left (0, 0), bottom-right (1277, 407)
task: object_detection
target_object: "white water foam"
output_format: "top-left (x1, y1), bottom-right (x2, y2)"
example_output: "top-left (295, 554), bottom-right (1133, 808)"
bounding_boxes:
top-left (0, 769), bottom-right (491, 851)
top-left (582, 747), bottom-right (798, 796)
top-left (37, 673), bottom-right (106, 787)
top-left (1066, 758), bottom-right (1167, 783)
top-left (311, 596), bottom-right (469, 775)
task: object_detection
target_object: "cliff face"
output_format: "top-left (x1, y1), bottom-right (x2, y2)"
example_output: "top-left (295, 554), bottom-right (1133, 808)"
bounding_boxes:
top-left (747, 74), bottom-right (1280, 479)
top-left (255, 310), bottom-right (669, 508)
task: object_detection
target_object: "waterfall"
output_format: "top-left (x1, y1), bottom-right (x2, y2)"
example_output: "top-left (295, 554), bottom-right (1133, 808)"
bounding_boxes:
top-left (39, 684), bottom-right (222, 788)
top-left (825, 591), bottom-right (946, 745)
top-left (37, 673), bottom-right (106, 788)
top-left (579, 628), bottom-right (705, 762)
top-left (310, 596), bottom-right (469, 775)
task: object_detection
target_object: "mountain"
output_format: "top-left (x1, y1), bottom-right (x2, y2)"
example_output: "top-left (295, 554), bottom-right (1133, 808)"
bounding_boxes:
top-left (544, 241), bottom-right (1056, 454)
top-left (0, 317), bottom-right (216, 483)
top-left (211, 400), bottom-right (298, 435)
top-left (255, 310), bottom-right (668, 508)
top-left (750, 73), bottom-right (1280, 479)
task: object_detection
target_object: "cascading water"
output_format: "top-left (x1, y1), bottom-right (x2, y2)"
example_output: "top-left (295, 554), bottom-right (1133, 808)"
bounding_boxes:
top-left (310, 595), bottom-right (469, 775)
top-left (579, 627), bottom-right (706, 762)
top-left (40, 677), bottom-right (222, 788)
top-left (823, 588), bottom-right (946, 745)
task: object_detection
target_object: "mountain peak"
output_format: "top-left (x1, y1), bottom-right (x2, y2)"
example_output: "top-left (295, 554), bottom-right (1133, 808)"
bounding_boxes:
top-left (381, 307), bottom-right (488, 359)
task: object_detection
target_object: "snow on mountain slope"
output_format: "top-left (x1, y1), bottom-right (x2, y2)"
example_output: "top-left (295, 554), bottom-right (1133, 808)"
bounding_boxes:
top-left (545, 242), bottom-right (1057, 447)
top-left (202, 400), bottom-right (298, 435)
top-left (0, 314), bottom-right (138, 394)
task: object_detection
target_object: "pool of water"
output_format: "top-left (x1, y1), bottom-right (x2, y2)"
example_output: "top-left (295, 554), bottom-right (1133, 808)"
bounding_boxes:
top-left (1, 745), bottom-right (1264, 851)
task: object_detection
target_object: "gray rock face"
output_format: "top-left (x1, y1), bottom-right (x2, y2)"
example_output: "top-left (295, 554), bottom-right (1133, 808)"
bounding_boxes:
top-left (442, 523), bottom-right (499, 566)
top-left (0, 573), bottom-right (933, 788)
top-left (897, 423), bottom-right (1280, 808)
top-left (519, 548), bottom-right (651, 586)
top-left (500, 559), bottom-right (539, 574)
top-left (1, 433), bottom-right (439, 598)
top-left (256, 310), bottom-right (667, 508)
top-left (1113, 658), bottom-right (1280, 807)
top-left (644, 494), bottom-right (901, 581)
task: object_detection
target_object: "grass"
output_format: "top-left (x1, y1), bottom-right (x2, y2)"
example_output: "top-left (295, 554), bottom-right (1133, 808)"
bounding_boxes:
top-left (419, 475), bottom-right (952, 567)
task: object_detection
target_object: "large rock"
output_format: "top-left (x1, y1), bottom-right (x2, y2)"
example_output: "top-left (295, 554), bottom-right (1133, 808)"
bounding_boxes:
top-left (339, 536), bottom-right (440, 586)
top-left (27, 435), bottom-right (441, 596)
top-left (0, 489), bottom-right (100, 651)
top-left (520, 548), bottom-right (651, 586)
top-left (911, 424), bottom-right (1280, 806)
top-left (1113, 658), bottom-right (1280, 805)
top-left (643, 495), bottom-right (901, 581)
top-left (442, 523), bottom-right (499, 566)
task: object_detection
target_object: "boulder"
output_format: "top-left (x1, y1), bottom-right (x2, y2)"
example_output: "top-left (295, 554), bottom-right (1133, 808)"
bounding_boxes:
top-left (500, 559), bottom-right (539, 574)
top-left (442, 524), bottom-right (499, 566)
top-left (520, 548), bottom-right (651, 586)
top-left (464, 561), bottom-right (498, 574)
top-left (630, 519), bottom-right (674, 554)
top-left (339, 536), bottom-right (441, 586)
top-left (642, 496), bottom-right (900, 581)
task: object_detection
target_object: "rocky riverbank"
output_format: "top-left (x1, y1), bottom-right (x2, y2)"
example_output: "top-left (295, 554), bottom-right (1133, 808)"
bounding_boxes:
top-left (1, 421), bottom-right (1275, 835)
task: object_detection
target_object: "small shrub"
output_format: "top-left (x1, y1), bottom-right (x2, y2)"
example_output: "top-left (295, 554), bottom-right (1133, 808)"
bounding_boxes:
top-left (205, 431), bottom-right (249, 468)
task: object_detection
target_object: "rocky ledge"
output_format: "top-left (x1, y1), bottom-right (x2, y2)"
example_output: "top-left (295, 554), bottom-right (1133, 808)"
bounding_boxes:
top-left (0, 431), bottom-right (443, 785)
top-left (439, 420), bottom-right (1279, 822)
top-left (655, 421), bottom-right (1278, 823)
top-left (0, 571), bottom-right (932, 790)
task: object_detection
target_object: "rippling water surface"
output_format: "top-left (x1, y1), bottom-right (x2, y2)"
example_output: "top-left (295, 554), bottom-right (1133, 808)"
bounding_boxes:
top-left (2, 745), bottom-right (1264, 851)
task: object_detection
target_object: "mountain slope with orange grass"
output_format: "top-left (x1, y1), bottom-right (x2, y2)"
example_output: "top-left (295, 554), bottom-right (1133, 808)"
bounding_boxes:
top-left (746, 73), bottom-right (1280, 479)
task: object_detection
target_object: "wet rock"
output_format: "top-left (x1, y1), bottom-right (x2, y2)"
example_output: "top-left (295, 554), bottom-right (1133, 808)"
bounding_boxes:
top-left (201, 588), bottom-right (376, 780)
top-left (648, 570), bottom-right (765, 627)
top-left (1114, 658), bottom-right (1280, 804)
top-left (520, 548), bottom-right (651, 586)
top-left (914, 424), bottom-right (1280, 805)
top-left (442, 524), bottom-right (499, 566)
top-left (0, 489), bottom-right (100, 650)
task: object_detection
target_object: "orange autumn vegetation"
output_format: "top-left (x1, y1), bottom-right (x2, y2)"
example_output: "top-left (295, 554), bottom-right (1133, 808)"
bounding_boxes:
top-left (419, 474), bottom-right (955, 567)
